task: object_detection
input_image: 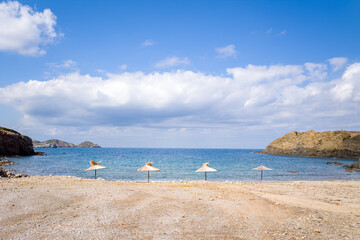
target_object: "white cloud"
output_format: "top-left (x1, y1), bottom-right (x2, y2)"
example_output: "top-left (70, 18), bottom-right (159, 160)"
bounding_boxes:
top-left (280, 30), bottom-right (286, 35)
top-left (155, 56), bottom-right (190, 68)
top-left (304, 63), bottom-right (327, 80)
top-left (62, 60), bottom-right (76, 68)
top-left (44, 60), bottom-right (77, 79)
top-left (0, 1), bottom-right (58, 56)
top-left (50, 59), bottom-right (77, 68)
top-left (328, 57), bottom-right (348, 71)
top-left (141, 39), bottom-right (154, 47)
top-left (332, 63), bottom-right (360, 101)
top-left (227, 64), bottom-right (304, 85)
top-left (266, 28), bottom-right (272, 34)
top-left (216, 44), bottom-right (236, 58)
top-left (1, 59), bottom-right (360, 147)
top-left (119, 64), bottom-right (127, 70)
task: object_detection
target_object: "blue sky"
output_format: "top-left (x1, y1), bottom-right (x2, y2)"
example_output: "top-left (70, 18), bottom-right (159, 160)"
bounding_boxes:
top-left (0, 0), bottom-right (360, 148)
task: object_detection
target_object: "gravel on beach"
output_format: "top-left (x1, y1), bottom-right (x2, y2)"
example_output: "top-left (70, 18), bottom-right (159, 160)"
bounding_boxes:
top-left (0, 176), bottom-right (359, 239)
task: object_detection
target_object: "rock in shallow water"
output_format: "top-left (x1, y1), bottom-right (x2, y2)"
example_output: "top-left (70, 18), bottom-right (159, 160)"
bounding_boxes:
top-left (342, 158), bottom-right (360, 171)
top-left (327, 162), bottom-right (343, 165)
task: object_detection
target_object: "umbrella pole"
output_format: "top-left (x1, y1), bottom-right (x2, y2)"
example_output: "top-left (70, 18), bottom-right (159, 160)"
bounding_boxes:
top-left (95, 169), bottom-right (97, 179)
top-left (261, 170), bottom-right (263, 182)
top-left (148, 171), bottom-right (150, 183)
top-left (205, 172), bottom-right (207, 181)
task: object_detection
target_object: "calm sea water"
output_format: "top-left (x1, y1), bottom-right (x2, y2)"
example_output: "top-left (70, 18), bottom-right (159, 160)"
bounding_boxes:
top-left (6, 148), bottom-right (360, 182)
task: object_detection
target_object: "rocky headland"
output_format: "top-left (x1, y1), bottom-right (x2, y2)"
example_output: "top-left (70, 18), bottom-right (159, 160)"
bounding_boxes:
top-left (33, 139), bottom-right (101, 148)
top-left (0, 127), bottom-right (38, 178)
top-left (0, 127), bottom-right (36, 157)
top-left (260, 130), bottom-right (360, 160)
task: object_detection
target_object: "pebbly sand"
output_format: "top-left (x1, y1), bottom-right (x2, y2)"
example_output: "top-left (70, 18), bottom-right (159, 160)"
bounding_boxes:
top-left (0, 176), bottom-right (359, 240)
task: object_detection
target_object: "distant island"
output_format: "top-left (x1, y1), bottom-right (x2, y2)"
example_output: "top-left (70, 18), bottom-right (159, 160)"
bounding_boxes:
top-left (260, 130), bottom-right (360, 160)
top-left (33, 139), bottom-right (101, 148)
top-left (0, 126), bottom-right (101, 157)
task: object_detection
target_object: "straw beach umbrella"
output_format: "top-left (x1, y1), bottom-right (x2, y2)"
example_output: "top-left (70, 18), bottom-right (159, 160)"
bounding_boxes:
top-left (252, 165), bottom-right (272, 182)
top-left (137, 162), bottom-right (160, 183)
top-left (85, 160), bottom-right (107, 179)
top-left (195, 162), bottom-right (217, 180)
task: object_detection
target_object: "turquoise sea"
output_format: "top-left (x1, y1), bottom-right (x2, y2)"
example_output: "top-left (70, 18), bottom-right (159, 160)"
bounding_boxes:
top-left (6, 148), bottom-right (360, 182)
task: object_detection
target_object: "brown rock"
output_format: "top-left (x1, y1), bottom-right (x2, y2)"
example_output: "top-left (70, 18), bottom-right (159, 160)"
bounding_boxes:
top-left (0, 127), bottom-right (36, 156)
top-left (0, 167), bottom-right (16, 178)
top-left (0, 159), bottom-right (15, 166)
top-left (342, 158), bottom-right (360, 171)
top-left (327, 162), bottom-right (343, 165)
top-left (0, 167), bottom-right (8, 177)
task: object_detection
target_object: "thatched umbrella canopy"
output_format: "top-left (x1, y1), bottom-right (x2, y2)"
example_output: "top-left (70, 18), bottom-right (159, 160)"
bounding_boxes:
top-left (252, 165), bottom-right (272, 182)
top-left (85, 160), bottom-right (107, 179)
top-left (195, 162), bottom-right (217, 180)
top-left (137, 162), bottom-right (160, 183)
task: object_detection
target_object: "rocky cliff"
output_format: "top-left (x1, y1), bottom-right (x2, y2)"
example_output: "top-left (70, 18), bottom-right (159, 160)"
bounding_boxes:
top-left (33, 139), bottom-right (101, 148)
top-left (260, 130), bottom-right (360, 159)
top-left (0, 127), bottom-right (36, 156)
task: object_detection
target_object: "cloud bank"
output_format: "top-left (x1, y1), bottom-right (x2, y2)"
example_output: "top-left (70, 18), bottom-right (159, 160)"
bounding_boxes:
top-left (0, 1), bottom-right (58, 56)
top-left (1, 59), bottom-right (359, 134)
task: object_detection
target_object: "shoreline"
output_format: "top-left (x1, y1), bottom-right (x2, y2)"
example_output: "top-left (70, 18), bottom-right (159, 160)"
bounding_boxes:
top-left (3, 171), bottom-right (360, 182)
top-left (3, 152), bottom-right (360, 182)
top-left (21, 174), bottom-right (360, 183)
top-left (1, 175), bottom-right (360, 239)
top-left (3, 168), bottom-right (360, 182)
top-left (5, 171), bottom-right (360, 183)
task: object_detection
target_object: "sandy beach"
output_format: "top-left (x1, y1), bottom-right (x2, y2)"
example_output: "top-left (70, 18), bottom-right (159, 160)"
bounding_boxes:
top-left (0, 176), bottom-right (359, 240)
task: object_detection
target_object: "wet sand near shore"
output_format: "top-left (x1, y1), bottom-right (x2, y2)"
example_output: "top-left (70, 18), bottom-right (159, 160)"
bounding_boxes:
top-left (1, 176), bottom-right (359, 239)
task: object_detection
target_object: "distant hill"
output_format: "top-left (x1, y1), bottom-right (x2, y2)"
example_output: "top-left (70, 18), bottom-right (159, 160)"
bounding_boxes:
top-left (260, 130), bottom-right (360, 159)
top-left (77, 141), bottom-right (101, 148)
top-left (33, 139), bottom-right (101, 148)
